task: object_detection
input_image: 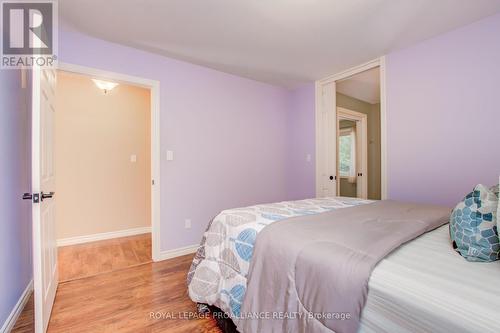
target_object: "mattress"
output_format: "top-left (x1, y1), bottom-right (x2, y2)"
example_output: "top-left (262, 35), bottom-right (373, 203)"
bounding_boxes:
top-left (360, 225), bottom-right (500, 333)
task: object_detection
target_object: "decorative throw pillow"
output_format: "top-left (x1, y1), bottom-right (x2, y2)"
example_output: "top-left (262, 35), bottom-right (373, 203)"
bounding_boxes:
top-left (450, 184), bottom-right (499, 262)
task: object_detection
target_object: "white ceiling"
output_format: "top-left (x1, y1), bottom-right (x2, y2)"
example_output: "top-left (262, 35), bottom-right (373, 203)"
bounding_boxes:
top-left (59, 0), bottom-right (500, 88)
top-left (337, 67), bottom-right (380, 104)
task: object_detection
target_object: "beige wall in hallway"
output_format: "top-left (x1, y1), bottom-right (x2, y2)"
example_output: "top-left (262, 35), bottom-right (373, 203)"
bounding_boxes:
top-left (55, 71), bottom-right (151, 239)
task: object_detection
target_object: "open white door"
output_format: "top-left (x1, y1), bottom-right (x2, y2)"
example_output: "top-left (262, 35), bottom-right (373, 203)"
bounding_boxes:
top-left (316, 81), bottom-right (337, 197)
top-left (32, 66), bottom-right (58, 333)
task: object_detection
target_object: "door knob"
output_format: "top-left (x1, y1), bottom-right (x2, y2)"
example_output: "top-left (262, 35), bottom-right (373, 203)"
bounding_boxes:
top-left (41, 191), bottom-right (55, 201)
top-left (22, 192), bottom-right (40, 203)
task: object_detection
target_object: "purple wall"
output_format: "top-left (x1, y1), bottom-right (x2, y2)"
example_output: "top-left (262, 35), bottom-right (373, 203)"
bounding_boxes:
top-left (58, 27), bottom-right (290, 251)
top-left (0, 70), bottom-right (32, 327)
top-left (386, 13), bottom-right (500, 206)
top-left (286, 83), bottom-right (316, 200)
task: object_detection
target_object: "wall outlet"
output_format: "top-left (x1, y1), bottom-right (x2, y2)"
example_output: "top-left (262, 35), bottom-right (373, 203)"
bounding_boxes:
top-left (184, 219), bottom-right (192, 229)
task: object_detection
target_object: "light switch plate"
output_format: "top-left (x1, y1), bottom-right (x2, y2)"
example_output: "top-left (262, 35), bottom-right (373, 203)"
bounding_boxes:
top-left (184, 219), bottom-right (191, 229)
top-left (166, 150), bottom-right (174, 161)
top-left (130, 154), bottom-right (137, 162)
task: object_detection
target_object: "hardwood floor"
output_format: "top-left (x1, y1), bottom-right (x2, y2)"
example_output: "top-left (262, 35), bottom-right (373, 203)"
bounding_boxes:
top-left (48, 254), bottom-right (221, 333)
top-left (58, 233), bottom-right (152, 282)
top-left (13, 235), bottom-right (221, 332)
top-left (13, 254), bottom-right (221, 333)
top-left (11, 293), bottom-right (34, 333)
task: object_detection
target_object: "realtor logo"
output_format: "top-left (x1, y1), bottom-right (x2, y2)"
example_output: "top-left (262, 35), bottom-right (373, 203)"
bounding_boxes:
top-left (1, 0), bottom-right (57, 68)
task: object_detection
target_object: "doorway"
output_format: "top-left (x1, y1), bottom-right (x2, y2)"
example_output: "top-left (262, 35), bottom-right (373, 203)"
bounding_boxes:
top-left (335, 66), bottom-right (381, 199)
top-left (55, 70), bottom-right (152, 281)
top-left (29, 63), bottom-right (161, 333)
top-left (315, 58), bottom-right (386, 200)
top-left (336, 108), bottom-right (368, 198)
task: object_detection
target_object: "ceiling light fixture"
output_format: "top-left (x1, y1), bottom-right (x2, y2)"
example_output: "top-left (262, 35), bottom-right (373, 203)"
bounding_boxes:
top-left (92, 78), bottom-right (119, 94)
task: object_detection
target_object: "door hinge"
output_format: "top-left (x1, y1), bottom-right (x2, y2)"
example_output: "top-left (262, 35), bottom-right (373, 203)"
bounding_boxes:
top-left (152, 179), bottom-right (155, 186)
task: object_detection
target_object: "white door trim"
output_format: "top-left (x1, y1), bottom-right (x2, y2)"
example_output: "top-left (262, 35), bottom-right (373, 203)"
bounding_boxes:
top-left (55, 62), bottom-right (162, 262)
top-left (315, 57), bottom-right (387, 199)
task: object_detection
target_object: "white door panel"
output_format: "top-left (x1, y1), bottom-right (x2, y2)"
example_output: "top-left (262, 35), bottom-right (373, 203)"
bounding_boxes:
top-left (317, 82), bottom-right (337, 197)
top-left (33, 67), bottom-right (58, 333)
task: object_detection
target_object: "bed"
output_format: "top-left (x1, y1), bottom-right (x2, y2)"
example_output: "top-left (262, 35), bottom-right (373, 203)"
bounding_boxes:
top-left (360, 224), bottom-right (500, 333)
top-left (187, 197), bottom-right (500, 333)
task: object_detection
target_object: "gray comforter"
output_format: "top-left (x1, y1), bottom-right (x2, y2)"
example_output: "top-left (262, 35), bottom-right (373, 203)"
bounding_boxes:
top-left (236, 200), bottom-right (450, 333)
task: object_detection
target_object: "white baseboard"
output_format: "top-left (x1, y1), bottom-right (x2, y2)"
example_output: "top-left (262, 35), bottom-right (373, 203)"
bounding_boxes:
top-left (156, 244), bottom-right (199, 261)
top-left (0, 280), bottom-right (33, 333)
top-left (57, 226), bottom-right (151, 247)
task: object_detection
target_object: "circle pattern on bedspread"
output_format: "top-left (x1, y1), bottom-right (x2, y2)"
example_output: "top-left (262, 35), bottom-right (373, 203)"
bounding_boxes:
top-left (450, 184), bottom-right (499, 262)
top-left (234, 228), bottom-right (257, 261)
top-left (222, 284), bottom-right (246, 317)
top-left (190, 266), bottom-right (221, 299)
